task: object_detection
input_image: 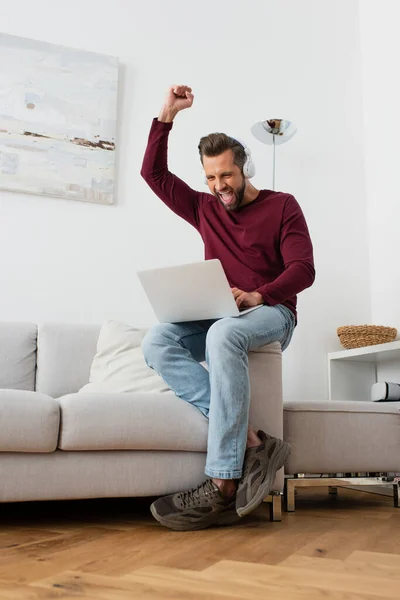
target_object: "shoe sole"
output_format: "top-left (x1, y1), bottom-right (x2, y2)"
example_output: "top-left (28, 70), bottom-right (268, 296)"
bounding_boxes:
top-left (236, 440), bottom-right (291, 518)
top-left (216, 508), bottom-right (241, 526)
top-left (150, 503), bottom-right (239, 531)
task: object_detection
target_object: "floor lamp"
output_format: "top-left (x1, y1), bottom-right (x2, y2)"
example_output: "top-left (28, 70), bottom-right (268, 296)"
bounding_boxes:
top-left (251, 119), bottom-right (297, 190)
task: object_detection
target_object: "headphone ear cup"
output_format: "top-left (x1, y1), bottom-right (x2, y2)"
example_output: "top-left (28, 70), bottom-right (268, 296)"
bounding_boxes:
top-left (246, 159), bottom-right (256, 178)
top-left (243, 150), bottom-right (256, 179)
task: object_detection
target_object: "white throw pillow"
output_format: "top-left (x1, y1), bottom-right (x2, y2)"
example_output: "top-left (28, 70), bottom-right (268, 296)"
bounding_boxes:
top-left (79, 320), bottom-right (170, 394)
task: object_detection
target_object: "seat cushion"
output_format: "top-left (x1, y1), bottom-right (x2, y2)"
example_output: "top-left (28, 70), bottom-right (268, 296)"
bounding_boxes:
top-left (58, 392), bottom-right (208, 452)
top-left (0, 322), bottom-right (37, 391)
top-left (0, 390), bottom-right (60, 452)
top-left (284, 400), bottom-right (400, 473)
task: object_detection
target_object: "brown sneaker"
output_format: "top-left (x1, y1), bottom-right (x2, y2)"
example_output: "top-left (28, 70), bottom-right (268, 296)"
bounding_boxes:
top-left (150, 479), bottom-right (239, 531)
top-left (235, 430), bottom-right (290, 517)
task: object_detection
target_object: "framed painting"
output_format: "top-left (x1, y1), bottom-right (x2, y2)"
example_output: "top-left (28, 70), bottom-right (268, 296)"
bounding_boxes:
top-left (0, 33), bottom-right (118, 204)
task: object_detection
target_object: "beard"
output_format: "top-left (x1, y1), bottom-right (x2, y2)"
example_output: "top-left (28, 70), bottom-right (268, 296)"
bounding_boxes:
top-left (215, 179), bottom-right (246, 211)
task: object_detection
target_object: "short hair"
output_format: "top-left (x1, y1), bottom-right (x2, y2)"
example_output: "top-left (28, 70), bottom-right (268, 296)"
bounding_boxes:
top-left (198, 133), bottom-right (246, 173)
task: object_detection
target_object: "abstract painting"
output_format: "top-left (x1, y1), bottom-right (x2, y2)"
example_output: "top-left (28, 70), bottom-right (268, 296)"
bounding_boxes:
top-left (0, 33), bottom-right (118, 204)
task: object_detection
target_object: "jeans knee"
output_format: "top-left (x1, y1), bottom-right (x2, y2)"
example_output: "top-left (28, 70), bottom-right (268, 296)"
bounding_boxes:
top-left (206, 319), bottom-right (246, 354)
top-left (141, 324), bottom-right (174, 365)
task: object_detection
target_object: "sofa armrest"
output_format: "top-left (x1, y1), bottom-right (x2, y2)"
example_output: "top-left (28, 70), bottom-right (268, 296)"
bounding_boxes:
top-left (248, 342), bottom-right (283, 492)
top-left (248, 342), bottom-right (282, 438)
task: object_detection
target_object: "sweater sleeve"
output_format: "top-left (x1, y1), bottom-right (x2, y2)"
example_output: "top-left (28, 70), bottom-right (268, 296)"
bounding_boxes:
top-left (256, 195), bottom-right (315, 305)
top-left (140, 118), bottom-right (201, 230)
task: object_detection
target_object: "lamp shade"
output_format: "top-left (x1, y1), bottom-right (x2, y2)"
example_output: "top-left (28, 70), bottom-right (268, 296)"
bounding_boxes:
top-left (251, 119), bottom-right (297, 146)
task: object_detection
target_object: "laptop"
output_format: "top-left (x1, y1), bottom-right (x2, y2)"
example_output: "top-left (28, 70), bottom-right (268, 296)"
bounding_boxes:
top-left (137, 259), bottom-right (263, 323)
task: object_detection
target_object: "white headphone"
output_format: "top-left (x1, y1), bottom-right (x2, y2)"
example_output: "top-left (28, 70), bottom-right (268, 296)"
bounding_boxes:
top-left (240, 145), bottom-right (256, 179)
top-left (203, 137), bottom-right (256, 184)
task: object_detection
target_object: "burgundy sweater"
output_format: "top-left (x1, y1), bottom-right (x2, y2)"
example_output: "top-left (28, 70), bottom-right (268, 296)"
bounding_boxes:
top-left (141, 118), bottom-right (315, 320)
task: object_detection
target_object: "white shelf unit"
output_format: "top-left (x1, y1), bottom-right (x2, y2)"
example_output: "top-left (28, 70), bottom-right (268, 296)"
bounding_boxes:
top-left (328, 341), bottom-right (400, 401)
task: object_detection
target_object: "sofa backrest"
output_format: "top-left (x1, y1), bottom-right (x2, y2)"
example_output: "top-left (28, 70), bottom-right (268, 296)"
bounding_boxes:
top-left (0, 322), bottom-right (37, 390)
top-left (36, 323), bottom-right (100, 397)
top-left (1, 321), bottom-right (282, 399)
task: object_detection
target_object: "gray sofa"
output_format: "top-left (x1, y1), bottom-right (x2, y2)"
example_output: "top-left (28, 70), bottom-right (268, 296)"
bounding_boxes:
top-left (0, 321), bottom-right (284, 515)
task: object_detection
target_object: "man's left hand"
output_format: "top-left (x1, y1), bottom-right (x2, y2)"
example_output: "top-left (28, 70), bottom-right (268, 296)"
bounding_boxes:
top-left (231, 288), bottom-right (264, 309)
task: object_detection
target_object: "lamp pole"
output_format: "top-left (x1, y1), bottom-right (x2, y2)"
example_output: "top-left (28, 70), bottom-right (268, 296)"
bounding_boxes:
top-left (272, 135), bottom-right (276, 191)
top-left (251, 119), bottom-right (297, 192)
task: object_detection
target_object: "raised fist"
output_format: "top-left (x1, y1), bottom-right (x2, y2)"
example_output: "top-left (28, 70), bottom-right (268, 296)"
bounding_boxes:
top-left (158, 85), bottom-right (194, 122)
top-left (164, 85), bottom-right (194, 112)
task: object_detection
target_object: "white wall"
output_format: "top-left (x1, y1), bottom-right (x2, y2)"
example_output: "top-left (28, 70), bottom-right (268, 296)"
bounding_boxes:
top-left (359, 0), bottom-right (400, 328)
top-left (0, 0), bottom-right (371, 401)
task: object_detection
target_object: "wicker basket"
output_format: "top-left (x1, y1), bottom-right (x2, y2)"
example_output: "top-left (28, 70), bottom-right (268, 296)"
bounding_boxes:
top-left (337, 325), bottom-right (397, 350)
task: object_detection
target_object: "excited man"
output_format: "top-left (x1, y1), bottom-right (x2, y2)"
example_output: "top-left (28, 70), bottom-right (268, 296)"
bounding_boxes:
top-left (140, 85), bottom-right (315, 531)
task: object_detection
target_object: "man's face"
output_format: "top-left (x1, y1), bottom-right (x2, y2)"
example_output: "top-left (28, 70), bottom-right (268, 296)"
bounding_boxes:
top-left (203, 150), bottom-right (246, 211)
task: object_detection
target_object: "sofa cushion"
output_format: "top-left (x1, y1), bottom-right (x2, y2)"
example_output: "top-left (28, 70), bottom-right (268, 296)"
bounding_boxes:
top-left (0, 322), bottom-right (37, 391)
top-left (0, 390), bottom-right (60, 452)
top-left (80, 320), bottom-right (169, 394)
top-left (36, 323), bottom-right (100, 397)
top-left (58, 392), bottom-right (208, 452)
top-left (284, 400), bottom-right (400, 473)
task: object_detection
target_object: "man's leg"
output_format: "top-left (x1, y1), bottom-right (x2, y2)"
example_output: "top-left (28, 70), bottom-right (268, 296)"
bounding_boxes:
top-left (143, 319), bottom-right (241, 531)
top-left (141, 320), bottom-right (215, 417)
top-left (204, 304), bottom-right (294, 486)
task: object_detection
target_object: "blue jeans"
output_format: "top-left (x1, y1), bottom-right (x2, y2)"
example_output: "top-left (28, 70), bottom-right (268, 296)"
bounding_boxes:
top-left (142, 305), bottom-right (295, 480)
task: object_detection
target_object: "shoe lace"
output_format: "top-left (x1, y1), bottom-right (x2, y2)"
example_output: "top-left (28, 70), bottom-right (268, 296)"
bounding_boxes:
top-left (177, 480), bottom-right (216, 509)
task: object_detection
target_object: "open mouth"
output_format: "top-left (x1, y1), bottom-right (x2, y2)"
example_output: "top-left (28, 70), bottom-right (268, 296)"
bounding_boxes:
top-left (218, 191), bottom-right (235, 206)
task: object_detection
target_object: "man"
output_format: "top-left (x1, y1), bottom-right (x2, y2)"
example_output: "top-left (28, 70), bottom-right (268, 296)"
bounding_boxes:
top-left (140, 85), bottom-right (315, 531)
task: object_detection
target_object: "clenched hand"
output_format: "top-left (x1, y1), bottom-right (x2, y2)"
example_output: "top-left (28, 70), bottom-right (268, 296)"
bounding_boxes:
top-left (158, 85), bottom-right (194, 123)
top-left (231, 288), bottom-right (263, 309)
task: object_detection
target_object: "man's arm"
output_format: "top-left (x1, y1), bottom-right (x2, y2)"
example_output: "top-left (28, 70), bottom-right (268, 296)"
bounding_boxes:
top-left (255, 195), bottom-right (315, 305)
top-left (140, 85), bottom-right (202, 230)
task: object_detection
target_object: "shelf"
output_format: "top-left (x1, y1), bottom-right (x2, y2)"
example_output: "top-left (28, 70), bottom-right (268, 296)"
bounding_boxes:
top-left (329, 340), bottom-right (400, 363)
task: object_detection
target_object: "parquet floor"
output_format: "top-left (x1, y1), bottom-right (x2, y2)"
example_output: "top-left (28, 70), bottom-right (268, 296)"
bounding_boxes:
top-left (0, 486), bottom-right (399, 598)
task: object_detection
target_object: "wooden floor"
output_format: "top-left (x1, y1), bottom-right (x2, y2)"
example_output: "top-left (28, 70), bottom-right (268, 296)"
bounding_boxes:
top-left (1, 486), bottom-right (400, 598)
